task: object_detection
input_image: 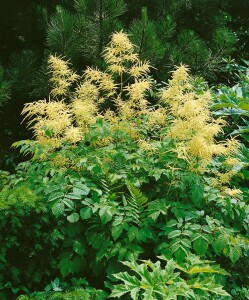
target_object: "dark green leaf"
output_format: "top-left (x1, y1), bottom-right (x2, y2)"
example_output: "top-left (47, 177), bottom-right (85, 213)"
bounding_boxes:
top-left (112, 226), bottom-right (123, 241)
top-left (193, 237), bottom-right (209, 256)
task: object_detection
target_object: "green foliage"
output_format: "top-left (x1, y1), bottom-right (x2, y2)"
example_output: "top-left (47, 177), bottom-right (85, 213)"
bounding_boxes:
top-left (47, 0), bottom-right (127, 66)
top-left (213, 61), bottom-right (249, 139)
top-left (129, 7), bottom-right (166, 66)
top-left (0, 66), bottom-right (10, 108)
top-left (4, 111), bottom-right (248, 297)
top-left (0, 172), bottom-right (64, 299)
top-left (6, 50), bottom-right (38, 96)
top-left (1, 31), bottom-right (249, 300)
top-left (212, 61), bottom-right (249, 194)
top-left (110, 255), bottom-right (230, 299)
top-left (47, 6), bottom-right (77, 59)
top-left (17, 282), bottom-right (108, 300)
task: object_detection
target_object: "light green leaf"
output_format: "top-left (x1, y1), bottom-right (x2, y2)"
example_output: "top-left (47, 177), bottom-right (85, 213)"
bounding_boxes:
top-left (65, 193), bottom-right (81, 200)
top-left (51, 202), bottom-right (65, 217)
top-left (168, 230), bottom-right (181, 239)
top-left (228, 246), bottom-right (241, 263)
top-left (110, 284), bottom-right (131, 298)
top-left (48, 191), bottom-right (64, 202)
top-left (67, 212), bottom-right (79, 223)
top-left (62, 198), bottom-right (74, 210)
top-left (75, 182), bottom-right (90, 195)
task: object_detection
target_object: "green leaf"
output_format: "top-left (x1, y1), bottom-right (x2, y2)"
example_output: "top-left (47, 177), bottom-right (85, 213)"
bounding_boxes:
top-left (45, 129), bottom-right (53, 137)
top-left (193, 237), bottom-right (208, 256)
top-left (228, 246), bottom-right (241, 263)
top-left (45, 186), bottom-right (61, 195)
top-left (110, 284), bottom-right (131, 298)
top-left (67, 213), bottom-right (80, 223)
top-left (168, 230), bottom-right (181, 239)
top-left (99, 207), bottom-right (113, 224)
top-left (128, 227), bottom-right (139, 242)
top-left (65, 193), bottom-right (81, 200)
top-left (58, 258), bottom-right (72, 277)
top-left (80, 207), bottom-right (93, 220)
top-left (174, 247), bottom-right (186, 262)
top-left (73, 241), bottom-right (85, 256)
top-left (190, 184), bottom-right (204, 208)
top-left (189, 277), bottom-right (231, 297)
top-left (74, 182), bottom-right (90, 196)
top-left (62, 198), bottom-right (74, 210)
top-left (48, 191), bottom-right (64, 202)
top-left (212, 234), bottom-right (227, 254)
top-left (51, 202), bottom-right (65, 217)
top-left (112, 226), bottom-right (123, 241)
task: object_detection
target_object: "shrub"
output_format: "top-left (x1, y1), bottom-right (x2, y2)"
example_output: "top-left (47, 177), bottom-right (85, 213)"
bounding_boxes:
top-left (1, 31), bottom-right (248, 299)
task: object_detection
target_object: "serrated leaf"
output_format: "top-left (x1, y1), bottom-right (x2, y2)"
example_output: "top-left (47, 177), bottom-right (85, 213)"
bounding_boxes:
top-left (110, 284), bottom-right (131, 298)
top-left (67, 213), bottom-right (79, 223)
top-left (130, 287), bottom-right (140, 300)
top-left (166, 220), bottom-right (178, 227)
top-left (181, 238), bottom-right (192, 248)
top-left (189, 277), bottom-right (231, 297)
top-left (80, 207), bottom-right (92, 220)
top-left (193, 237), bottom-right (208, 256)
top-left (188, 266), bottom-right (224, 275)
top-left (51, 202), bottom-right (65, 217)
top-left (139, 227), bottom-right (155, 242)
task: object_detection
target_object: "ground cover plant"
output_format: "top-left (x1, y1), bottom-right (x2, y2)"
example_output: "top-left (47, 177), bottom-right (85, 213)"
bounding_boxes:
top-left (0, 32), bottom-right (248, 299)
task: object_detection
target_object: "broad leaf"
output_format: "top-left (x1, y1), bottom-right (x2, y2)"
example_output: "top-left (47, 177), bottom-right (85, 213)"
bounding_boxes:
top-left (67, 212), bottom-right (79, 223)
top-left (51, 202), bottom-right (65, 217)
top-left (193, 237), bottom-right (208, 256)
top-left (80, 207), bottom-right (92, 220)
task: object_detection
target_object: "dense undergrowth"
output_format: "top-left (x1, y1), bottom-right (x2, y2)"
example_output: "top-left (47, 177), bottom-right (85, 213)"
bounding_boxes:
top-left (0, 32), bottom-right (248, 299)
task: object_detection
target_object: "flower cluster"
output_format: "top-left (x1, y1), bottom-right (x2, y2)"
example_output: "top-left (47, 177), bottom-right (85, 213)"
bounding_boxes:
top-left (160, 65), bottom-right (240, 172)
top-left (48, 55), bottom-right (79, 98)
top-left (22, 31), bottom-right (241, 188)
